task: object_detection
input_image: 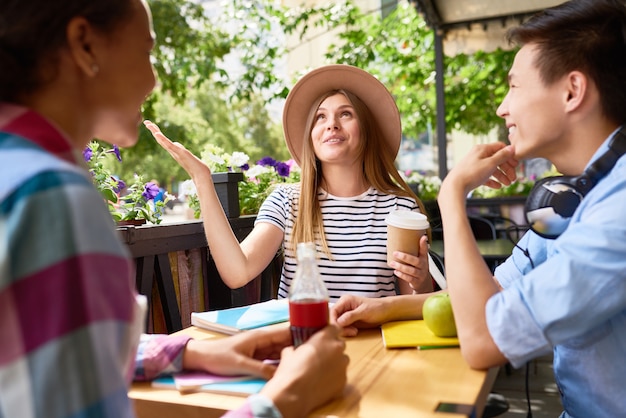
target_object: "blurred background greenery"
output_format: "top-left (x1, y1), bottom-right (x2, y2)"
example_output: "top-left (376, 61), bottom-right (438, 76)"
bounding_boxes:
top-left (103, 0), bottom-right (516, 197)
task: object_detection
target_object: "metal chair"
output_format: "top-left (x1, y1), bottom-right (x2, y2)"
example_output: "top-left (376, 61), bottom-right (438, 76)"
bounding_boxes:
top-left (428, 249), bottom-right (446, 290)
top-left (468, 215), bottom-right (497, 240)
top-left (429, 215), bottom-right (496, 241)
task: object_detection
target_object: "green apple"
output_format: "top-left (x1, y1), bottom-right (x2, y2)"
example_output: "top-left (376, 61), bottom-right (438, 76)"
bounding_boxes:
top-left (423, 293), bottom-right (457, 337)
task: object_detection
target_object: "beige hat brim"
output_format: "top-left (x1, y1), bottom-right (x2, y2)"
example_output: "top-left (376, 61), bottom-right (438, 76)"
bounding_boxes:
top-left (282, 64), bottom-right (401, 166)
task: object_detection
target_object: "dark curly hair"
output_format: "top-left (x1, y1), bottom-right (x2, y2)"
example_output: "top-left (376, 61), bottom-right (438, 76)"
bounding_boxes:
top-left (0, 0), bottom-right (135, 102)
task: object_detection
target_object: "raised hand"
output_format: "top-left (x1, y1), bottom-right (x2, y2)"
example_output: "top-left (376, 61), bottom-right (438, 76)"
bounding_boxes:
top-left (444, 142), bottom-right (518, 197)
top-left (143, 120), bottom-right (212, 182)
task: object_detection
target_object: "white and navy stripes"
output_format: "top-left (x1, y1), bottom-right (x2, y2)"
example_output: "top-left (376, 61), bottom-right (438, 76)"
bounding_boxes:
top-left (255, 184), bottom-right (420, 301)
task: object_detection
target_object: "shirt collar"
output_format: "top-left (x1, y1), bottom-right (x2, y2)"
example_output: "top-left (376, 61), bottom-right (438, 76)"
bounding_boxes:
top-left (0, 102), bottom-right (80, 165)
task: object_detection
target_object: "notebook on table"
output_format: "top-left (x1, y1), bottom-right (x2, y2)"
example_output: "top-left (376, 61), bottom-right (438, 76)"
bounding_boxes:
top-left (152, 371), bottom-right (266, 396)
top-left (381, 320), bottom-right (459, 349)
top-left (191, 299), bottom-right (290, 335)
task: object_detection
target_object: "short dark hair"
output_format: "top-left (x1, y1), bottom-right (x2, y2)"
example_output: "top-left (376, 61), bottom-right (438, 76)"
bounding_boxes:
top-left (507, 0), bottom-right (626, 125)
top-left (0, 0), bottom-right (135, 102)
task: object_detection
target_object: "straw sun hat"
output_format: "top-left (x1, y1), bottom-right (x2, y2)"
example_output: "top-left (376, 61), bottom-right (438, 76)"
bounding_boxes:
top-left (282, 64), bottom-right (401, 165)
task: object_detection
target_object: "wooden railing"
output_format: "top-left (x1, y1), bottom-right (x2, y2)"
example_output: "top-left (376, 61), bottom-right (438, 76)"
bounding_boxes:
top-left (119, 183), bottom-right (527, 335)
top-left (117, 217), bottom-right (282, 334)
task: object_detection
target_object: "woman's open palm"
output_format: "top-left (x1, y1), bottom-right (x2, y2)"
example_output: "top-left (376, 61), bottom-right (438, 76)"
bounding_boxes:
top-left (144, 120), bottom-right (212, 181)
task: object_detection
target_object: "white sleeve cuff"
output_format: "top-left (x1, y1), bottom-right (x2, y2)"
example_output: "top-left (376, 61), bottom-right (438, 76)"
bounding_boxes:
top-left (248, 394), bottom-right (283, 418)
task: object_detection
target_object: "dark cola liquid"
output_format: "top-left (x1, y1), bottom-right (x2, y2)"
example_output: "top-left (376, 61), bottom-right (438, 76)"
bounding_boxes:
top-left (289, 299), bottom-right (329, 347)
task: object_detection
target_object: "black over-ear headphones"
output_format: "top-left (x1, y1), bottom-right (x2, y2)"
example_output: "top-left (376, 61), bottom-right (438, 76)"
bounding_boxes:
top-left (525, 127), bottom-right (626, 239)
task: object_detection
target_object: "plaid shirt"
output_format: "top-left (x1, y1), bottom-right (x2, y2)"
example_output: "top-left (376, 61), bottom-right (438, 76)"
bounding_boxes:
top-left (0, 103), bottom-right (272, 418)
top-left (0, 103), bottom-right (141, 417)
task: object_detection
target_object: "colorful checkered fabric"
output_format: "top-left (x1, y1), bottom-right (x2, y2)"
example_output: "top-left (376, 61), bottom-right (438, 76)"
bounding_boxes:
top-left (0, 103), bottom-right (272, 418)
top-left (0, 103), bottom-right (179, 418)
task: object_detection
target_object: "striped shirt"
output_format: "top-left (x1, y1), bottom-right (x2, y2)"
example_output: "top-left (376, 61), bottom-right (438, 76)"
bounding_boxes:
top-left (256, 184), bottom-right (420, 301)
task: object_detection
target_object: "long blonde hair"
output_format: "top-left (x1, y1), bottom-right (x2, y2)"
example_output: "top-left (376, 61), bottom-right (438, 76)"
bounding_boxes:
top-left (289, 90), bottom-right (429, 257)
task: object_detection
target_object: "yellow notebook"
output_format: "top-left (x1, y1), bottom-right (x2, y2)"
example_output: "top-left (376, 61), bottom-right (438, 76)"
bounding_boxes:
top-left (381, 320), bottom-right (460, 349)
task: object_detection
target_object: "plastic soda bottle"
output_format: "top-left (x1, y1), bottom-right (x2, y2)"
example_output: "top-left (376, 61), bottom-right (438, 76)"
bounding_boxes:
top-left (288, 242), bottom-right (329, 347)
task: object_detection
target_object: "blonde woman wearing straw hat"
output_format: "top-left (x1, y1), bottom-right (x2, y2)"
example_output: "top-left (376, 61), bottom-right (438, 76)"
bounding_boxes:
top-left (146, 64), bottom-right (435, 301)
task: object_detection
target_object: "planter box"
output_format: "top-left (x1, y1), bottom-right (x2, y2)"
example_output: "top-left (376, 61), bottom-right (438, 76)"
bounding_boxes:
top-left (212, 171), bottom-right (244, 218)
top-left (466, 196), bottom-right (527, 209)
top-left (467, 196), bottom-right (528, 226)
top-left (117, 216), bottom-right (282, 334)
top-left (422, 199), bottom-right (441, 224)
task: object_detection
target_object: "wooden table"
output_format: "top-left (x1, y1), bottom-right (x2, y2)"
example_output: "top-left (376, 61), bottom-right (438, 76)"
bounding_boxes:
top-left (130, 326), bottom-right (497, 418)
top-left (430, 239), bottom-right (515, 264)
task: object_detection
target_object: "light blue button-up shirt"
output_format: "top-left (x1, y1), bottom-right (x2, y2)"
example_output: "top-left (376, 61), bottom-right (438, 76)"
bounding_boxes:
top-left (489, 133), bottom-right (626, 418)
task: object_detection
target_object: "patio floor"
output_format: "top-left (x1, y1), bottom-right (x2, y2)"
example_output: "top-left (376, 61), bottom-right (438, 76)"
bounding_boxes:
top-left (491, 353), bottom-right (563, 417)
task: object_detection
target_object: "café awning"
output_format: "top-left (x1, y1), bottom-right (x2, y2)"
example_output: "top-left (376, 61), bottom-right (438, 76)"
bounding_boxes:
top-left (412, 0), bottom-right (564, 177)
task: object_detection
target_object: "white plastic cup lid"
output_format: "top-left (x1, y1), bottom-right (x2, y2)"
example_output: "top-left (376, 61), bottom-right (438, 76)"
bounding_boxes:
top-left (385, 210), bottom-right (429, 230)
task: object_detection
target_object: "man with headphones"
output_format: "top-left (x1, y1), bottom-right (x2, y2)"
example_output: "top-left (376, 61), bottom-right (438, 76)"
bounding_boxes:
top-left (332, 1), bottom-right (626, 417)
top-left (436, 0), bottom-right (626, 417)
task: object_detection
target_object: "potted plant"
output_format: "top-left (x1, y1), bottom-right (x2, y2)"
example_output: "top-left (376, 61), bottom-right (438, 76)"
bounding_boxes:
top-left (184, 147), bottom-right (300, 218)
top-left (403, 168), bottom-right (557, 228)
top-left (83, 141), bottom-right (170, 225)
top-left (402, 170), bottom-right (443, 225)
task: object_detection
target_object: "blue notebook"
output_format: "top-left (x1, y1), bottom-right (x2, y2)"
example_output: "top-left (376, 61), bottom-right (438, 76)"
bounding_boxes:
top-left (152, 373), bottom-right (266, 396)
top-left (190, 299), bottom-right (290, 335)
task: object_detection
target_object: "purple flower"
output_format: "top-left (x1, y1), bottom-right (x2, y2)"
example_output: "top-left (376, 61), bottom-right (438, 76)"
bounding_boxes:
top-left (112, 145), bottom-right (122, 162)
top-left (113, 178), bottom-right (126, 194)
top-left (83, 147), bottom-right (93, 162)
top-left (275, 161), bottom-right (290, 177)
top-left (258, 156), bottom-right (277, 167)
top-left (285, 159), bottom-right (299, 170)
top-left (142, 182), bottom-right (160, 201)
top-left (240, 163), bottom-right (250, 171)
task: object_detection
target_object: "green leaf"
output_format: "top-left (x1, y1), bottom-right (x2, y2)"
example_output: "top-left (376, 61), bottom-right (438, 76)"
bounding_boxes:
top-left (101, 189), bottom-right (118, 203)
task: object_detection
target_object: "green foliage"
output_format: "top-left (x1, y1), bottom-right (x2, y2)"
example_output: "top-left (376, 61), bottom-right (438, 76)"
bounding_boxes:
top-left (184, 152), bottom-right (301, 217)
top-left (445, 49), bottom-right (516, 135)
top-left (117, 0), bottom-right (287, 191)
top-left (114, 89), bottom-right (212, 192)
top-left (280, 1), bottom-right (514, 137)
top-left (222, 0), bottom-right (291, 101)
top-left (404, 171), bottom-right (442, 201)
top-left (114, 174), bottom-right (169, 224)
top-left (238, 157), bottom-right (301, 215)
top-left (84, 142), bottom-right (170, 224)
top-left (472, 166), bottom-right (559, 198)
top-left (117, 0), bottom-right (518, 200)
top-left (149, 0), bottom-right (230, 102)
top-left (192, 87), bottom-right (290, 162)
top-left (404, 166), bottom-right (560, 200)
top-left (472, 178), bottom-right (536, 198)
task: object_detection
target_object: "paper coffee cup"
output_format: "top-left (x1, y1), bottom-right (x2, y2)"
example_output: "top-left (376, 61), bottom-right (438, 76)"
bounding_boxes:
top-left (385, 210), bottom-right (429, 264)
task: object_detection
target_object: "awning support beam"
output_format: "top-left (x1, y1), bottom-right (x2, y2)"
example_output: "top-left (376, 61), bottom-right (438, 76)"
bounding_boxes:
top-left (434, 29), bottom-right (448, 179)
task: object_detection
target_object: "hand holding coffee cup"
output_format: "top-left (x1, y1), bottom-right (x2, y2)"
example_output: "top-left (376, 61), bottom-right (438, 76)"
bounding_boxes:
top-left (385, 210), bottom-right (430, 265)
